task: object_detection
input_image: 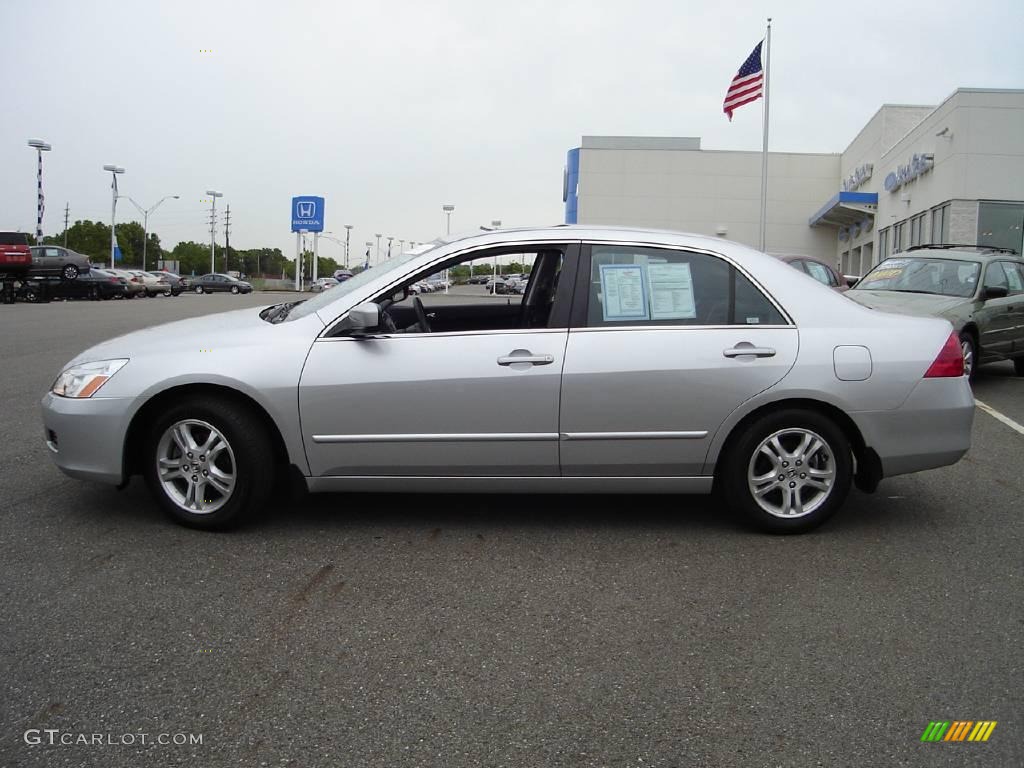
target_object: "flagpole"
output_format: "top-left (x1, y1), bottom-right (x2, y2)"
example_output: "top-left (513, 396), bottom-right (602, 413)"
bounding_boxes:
top-left (759, 17), bottom-right (772, 252)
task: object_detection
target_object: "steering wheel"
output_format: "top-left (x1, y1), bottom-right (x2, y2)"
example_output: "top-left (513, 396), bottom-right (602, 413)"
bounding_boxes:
top-left (413, 296), bottom-right (432, 333)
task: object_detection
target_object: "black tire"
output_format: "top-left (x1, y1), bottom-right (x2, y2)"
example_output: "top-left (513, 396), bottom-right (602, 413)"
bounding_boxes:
top-left (24, 289), bottom-right (38, 303)
top-left (89, 285), bottom-right (100, 301)
top-left (62, 264), bottom-right (79, 280)
top-left (230, 285), bottom-right (239, 294)
top-left (195, 285), bottom-right (204, 294)
top-left (145, 290), bottom-right (155, 298)
top-left (163, 289), bottom-right (172, 297)
top-left (143, 396), bottom-right (276, 530)
top-left (959, 331), bottom-right (977, 382)
top-left (719, 408), bottom-right (853, 534)
top-left (1014, 357), bottom-right (1024, 377)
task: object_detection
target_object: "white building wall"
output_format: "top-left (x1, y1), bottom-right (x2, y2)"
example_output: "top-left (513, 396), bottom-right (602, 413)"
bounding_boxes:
top-left (576, 145), bottom-right (839, 257)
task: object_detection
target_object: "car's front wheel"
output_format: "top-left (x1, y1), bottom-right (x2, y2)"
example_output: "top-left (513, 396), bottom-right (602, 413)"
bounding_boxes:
top-left (230, 285), bottom-right (239, 294)
top-left (144, 397), bottom-right (275, 530)
top-left (194, 285), bottom-right (204, 294)
top-left (163, 288), bottom-right (172, 297)
top-left (720, 409), bottom-right (852, 534)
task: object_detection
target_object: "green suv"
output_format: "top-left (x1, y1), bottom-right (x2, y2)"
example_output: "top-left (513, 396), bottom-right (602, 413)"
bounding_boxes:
top-left (848, 245), bottom-right (1024, 380)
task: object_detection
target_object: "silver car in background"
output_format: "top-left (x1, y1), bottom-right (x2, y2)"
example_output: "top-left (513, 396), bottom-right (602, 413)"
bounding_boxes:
top-left (41, 226), bottom-right (974, 533)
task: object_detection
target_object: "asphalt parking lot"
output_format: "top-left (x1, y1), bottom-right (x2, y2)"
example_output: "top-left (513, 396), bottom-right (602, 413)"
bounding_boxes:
top-left (1, 293), bottom-right (1021, 767)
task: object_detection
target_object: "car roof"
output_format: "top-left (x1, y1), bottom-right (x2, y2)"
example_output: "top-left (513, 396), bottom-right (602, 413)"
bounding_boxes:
top-left (898, 245), bottom-right (1022, 262)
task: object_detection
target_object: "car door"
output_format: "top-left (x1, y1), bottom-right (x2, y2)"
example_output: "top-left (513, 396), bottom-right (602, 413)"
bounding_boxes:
top-left (1000, 261), bottom-right (1024, 353)
top-left (559, 243), bottom-right (798, 476)
top-left (298, 245), bottom-right (578, 477)
top-left (976, 261), bottom-right (1016, 357)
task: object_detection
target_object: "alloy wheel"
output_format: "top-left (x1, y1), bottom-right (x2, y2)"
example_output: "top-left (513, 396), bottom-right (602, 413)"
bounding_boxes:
top-left (960, 339), bottom-right (974, 378)
top-left (155, 419), bottom-right (236, 514)
top-left (747, 428), bottom-right (836, 518)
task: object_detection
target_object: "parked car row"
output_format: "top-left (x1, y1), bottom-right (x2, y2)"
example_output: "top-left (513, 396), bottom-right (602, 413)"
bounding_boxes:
top-left (17, 269), bottom-right (186, 302)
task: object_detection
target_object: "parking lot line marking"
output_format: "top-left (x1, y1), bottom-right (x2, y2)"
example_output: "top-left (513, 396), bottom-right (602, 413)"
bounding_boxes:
top-left (975, 399), bottom-right (1024, 436)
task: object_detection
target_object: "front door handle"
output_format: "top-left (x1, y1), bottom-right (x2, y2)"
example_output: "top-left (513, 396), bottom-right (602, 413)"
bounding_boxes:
top-left (498, 350), bottom-right (555, 366)
top-left (723, 344), bottom-right (776, 358)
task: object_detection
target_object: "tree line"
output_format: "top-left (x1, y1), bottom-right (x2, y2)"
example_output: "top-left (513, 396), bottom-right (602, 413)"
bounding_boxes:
top-left (43, 220), bottom-right (344, 278)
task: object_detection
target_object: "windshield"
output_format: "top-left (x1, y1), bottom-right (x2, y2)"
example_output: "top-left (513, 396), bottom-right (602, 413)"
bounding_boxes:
top-left (286, 243), bottom-right (441, 321)
top-left (853, 256), bottom-right (980, 298)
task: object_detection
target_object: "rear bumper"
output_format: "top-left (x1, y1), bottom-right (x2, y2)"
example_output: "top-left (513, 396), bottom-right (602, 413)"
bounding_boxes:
top-left (850, 376), bottom-right (974, 478)
top-left (40, 392), bottom-right (131, 485)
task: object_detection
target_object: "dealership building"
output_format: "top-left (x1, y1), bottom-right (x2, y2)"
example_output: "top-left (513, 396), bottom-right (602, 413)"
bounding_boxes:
top-left (564, 88), bottom-right (1024, 276)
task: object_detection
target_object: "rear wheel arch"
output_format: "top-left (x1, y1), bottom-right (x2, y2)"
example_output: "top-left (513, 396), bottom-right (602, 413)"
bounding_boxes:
top-left (712, 397), bottom-right (871, 486)
top-left (123, 384), bottom-right (291, 483)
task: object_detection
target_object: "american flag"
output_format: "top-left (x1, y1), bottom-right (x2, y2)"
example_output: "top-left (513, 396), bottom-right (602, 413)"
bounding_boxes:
top-left (723, 41), bottom-right (764, 121)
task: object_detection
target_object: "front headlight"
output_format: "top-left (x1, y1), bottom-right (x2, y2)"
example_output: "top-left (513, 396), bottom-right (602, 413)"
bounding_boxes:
top-left (51, 359), bottom-right (128, 398)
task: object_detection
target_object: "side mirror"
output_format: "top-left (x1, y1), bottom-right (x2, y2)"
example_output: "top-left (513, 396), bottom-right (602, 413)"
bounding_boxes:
top-left (347, 302), bottom-right (381, 335)
top-left (982, 285), bottom-right (1009, 300)
top-left (844, 275), bottom-right (860, 288)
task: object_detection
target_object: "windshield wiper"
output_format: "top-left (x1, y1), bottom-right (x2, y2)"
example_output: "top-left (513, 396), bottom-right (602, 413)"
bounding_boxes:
top-left (885, 289), bottom-right (944, 295)
top-left (261, 300), bottom-right (304, 323)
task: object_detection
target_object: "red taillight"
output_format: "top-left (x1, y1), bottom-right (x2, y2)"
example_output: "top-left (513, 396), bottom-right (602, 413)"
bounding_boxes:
top-left (924, 332), bottom-right (964, 378)
top-left (108, 277), bottom-right (120, 284)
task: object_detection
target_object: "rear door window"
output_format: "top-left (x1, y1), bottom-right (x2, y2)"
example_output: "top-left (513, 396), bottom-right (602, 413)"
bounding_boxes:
top-left (0, 232), bottom-right (30, 246)
top-left (583, 245), bottom-right (787, 327)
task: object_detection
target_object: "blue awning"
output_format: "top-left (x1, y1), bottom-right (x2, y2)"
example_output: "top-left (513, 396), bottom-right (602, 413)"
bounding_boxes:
top-left (808, 191), bottom-right (878, 228)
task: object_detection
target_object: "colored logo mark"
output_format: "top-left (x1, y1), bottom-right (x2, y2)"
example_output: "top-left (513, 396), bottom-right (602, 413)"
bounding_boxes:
top-left (920, 721), bottom-right (997, 742)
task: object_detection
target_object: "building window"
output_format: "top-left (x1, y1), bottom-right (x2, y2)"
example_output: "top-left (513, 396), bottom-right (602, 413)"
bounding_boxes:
top-left (910, 212), bottom-right (927, 247)
top-left (931, 203), bottom-right (950, 244)
top-left (893, 220), bottom-right (907, 253)
top-left (878, 228), bottom-right (890, 260)
top-left (978, 202), bottom-right (1024, 255)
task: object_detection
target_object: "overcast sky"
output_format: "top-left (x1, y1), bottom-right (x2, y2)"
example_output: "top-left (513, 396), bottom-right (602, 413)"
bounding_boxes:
top-left (2, 0), bottom-right (1022, 262)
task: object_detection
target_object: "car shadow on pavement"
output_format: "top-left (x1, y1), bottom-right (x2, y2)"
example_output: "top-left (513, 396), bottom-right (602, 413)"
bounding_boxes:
top-left (63, 478), bottom-right (934, 538)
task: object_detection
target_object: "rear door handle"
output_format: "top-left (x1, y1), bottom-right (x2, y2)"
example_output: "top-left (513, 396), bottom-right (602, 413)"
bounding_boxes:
top-left (723, 345), bottom-right (776, 358)
top-left (498, 350), bottom-right (555, 366)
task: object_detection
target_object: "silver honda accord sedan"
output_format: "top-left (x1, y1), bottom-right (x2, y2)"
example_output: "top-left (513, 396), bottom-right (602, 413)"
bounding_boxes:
top-left (41, 226), bottom-right (974, 533)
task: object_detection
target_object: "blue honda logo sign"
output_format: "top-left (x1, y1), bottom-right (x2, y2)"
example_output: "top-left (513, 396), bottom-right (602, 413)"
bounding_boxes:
top-left (291, 196), bottom-right (325, 232)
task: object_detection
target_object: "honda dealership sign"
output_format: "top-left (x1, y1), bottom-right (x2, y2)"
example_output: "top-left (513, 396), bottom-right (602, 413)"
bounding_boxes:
top-left (291, 196), bottom-right (325, 232)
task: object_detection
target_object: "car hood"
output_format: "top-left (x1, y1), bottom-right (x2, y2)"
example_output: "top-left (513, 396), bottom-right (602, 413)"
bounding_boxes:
top-left (64, 306), bottom-right (276, 368)
top-left (846, 290), bottom-right (969, 318)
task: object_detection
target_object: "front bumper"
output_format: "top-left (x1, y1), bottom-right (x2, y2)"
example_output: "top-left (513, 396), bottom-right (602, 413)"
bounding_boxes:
top-left (850, 376), bottom-right (975, 478)
top-left (40, 392), bottom-right (132, 485)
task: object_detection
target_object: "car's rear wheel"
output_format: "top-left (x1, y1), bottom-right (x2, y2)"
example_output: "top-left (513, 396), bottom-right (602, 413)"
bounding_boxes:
top-left (194, 285), bottom-right (204, 294)
top-left (720, 409), bottom-right (852, 534)
top-left (959, 331), bottom-right (977, 381)
top-left (62, 264), bottom-right (79, 280)
top-left (144, 397), bottom-right (275, 530)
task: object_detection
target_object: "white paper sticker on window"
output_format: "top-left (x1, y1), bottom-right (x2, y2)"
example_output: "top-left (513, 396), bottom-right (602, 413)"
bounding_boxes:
top-left (599, 264), bottom-right (649, 321)
top-left (646, 262), bottom-right (696, 320)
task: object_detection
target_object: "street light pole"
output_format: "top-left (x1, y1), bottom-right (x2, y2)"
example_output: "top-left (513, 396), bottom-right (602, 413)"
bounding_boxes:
top-left (102, 165), bottom-right (125, 268)
top-left (375, 233), bottom-right (382, 264)
top-left (205, 190), bottom-right (223, 273)
top-left (491, 219), bottom-right (502, 294)
top-left (28, 139), bottom-right (52, 245)
top-left (125, 195), bottom-right (179, 271)
top-left (344, 224), bottom-right (353, 268)
top-left (364, 241), bottom-right (373, 269)
top-left (442, 205), bottom-right (454, 293)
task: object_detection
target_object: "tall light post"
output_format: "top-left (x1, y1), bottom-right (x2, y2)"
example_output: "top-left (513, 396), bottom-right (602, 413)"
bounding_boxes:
top-left (124, 195), bottom-right (179, 271)
top-left (205, 190), bottom-right (223, 273)
top-left (386, 236), bottom-right (394, 259)
top-left (364, 241), bottom-right (373, 269)
top-left (102, 165), bottom-right (125, 268)
top-left (487, 220), bottom-right (502, 292)
top-left (375, 233), bottom-right (382, 264)
top-left (344, 224), bottom-right (353, 268)
top-left (442, 205), bottom-right (455, 292)
top-left (28, 139), bottom-right (52, 245)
